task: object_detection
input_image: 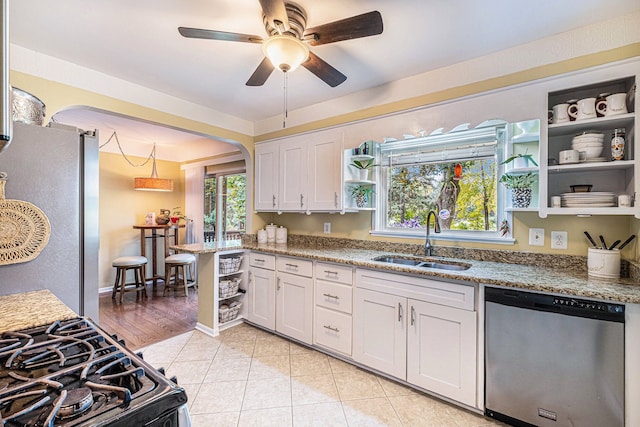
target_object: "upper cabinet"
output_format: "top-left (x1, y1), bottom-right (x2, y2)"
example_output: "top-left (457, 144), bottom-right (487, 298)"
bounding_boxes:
top-left (541, 75), bottom-right (637, 218)
top-left (254, 130), bottom-right (344, 213)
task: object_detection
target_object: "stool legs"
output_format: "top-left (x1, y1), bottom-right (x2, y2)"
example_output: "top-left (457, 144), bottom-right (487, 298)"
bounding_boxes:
top-left (163, 263), bottom-right (194, 297)
top-left (112, 265), bottom-right (147, 303)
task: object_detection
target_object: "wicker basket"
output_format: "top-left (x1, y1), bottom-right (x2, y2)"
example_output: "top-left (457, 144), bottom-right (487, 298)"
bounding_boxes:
top-left (219, 302), bottom-right (241, 324)
top-left (219, 256), bottom-right (242, 274)
top-left (219, 278), bottom-right (242, 299)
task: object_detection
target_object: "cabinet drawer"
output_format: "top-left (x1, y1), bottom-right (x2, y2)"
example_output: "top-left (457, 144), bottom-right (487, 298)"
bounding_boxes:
top-left (314, 306), bottom-right (352, 356)
top-left (277, 256), bottom-right (313, 277)
top-left (315, 262), bottom-right (353, 285)
top-left (315, 281), bottom-right (353, 314)
top-left (250, 252), bottom-right (276, 270)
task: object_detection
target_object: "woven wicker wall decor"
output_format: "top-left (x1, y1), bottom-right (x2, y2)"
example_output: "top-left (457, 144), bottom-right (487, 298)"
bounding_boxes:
top-left (0, 174), bottom-right (51, 265)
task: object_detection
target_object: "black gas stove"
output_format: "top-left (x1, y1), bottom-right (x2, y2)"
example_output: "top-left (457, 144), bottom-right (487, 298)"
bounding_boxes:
top-left (0, 317), bottom-right (190, 426)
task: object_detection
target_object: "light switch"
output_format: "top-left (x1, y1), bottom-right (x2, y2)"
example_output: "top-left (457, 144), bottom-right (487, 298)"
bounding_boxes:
top-left (529, 228), bottom-right (544, 246)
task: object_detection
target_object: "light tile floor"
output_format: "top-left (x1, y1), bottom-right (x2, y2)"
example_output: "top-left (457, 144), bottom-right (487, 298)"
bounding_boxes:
top-left (138, 323), bottom-right (506, 427)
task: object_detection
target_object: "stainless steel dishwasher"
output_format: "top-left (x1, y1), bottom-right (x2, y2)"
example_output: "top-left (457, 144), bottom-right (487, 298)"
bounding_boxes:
top-left (485, 287), bottom-right (625, 427)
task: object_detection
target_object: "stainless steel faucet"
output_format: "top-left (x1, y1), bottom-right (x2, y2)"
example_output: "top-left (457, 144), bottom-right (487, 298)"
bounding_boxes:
top-left (424, 210), bottom-right (441, 256)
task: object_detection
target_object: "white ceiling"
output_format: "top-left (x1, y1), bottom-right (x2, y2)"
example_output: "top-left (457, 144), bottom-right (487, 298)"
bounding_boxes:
top-left (9, 0), bottom-right (640, 159)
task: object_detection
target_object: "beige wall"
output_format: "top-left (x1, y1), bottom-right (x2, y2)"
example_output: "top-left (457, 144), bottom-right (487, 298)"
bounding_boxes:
top-left (98, 152), bottom-right (185, 288)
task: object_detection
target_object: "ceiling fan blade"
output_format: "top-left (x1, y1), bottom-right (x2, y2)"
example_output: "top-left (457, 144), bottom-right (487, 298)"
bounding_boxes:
top-left (304, 11), bottom-right (383, 46)
top-left (178, 27), bottom-right (263, 44)
top-left (258, 0), bottom-right (290, 33)
top-left (302, 52), bottom-right (347, 87)
top-left (246, 57), bottom-right (275, 86)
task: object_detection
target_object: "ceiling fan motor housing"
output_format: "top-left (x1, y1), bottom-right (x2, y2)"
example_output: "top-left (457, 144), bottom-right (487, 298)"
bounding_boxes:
top-left (263, 2), bottom-right (307, 39)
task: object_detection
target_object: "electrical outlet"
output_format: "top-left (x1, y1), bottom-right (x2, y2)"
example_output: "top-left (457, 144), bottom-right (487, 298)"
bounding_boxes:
top-left (324, 222), bottom-right (331, 234)
top-left (529, 228), bottom-right (545, 246)
top-left (551, 231), bottom-right (568, 249)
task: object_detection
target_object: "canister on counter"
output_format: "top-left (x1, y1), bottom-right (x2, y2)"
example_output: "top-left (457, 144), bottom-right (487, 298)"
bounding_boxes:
top-left (265, 223), bottom-right (277, 243)
top-left (276, 226), bottom-right (287, 244)
top-left (611, 128), bottom-right (625, 161)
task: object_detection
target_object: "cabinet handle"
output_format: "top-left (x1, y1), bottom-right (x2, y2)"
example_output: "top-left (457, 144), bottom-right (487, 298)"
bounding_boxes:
top-left (277, 277), bottom-right (281, 291)
top-left (249, 272), bottom-right (253, 283)
top-left (410, 305), bottom-right (415, 326)
top-left (323, 325), bottom-right (340, 333)
top-left (334, 192), bottom-right (338, 208)
top-left (255, 259), bottom-right (265, 263)
top-left (285, 263), bottom-right (299, 269)
top-left (398, 302), bottom-right (403, 322)
top-left (324, 270), bottom-right (338, 276)
top-left (272, 195), bottom-right (276, 208)
top-left (323, 293), bottom-right (339, 300)
top-left (300, 193), bottom-right (304, 208)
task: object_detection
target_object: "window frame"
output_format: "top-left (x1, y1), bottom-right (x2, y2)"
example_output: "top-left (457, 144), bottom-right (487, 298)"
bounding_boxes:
top-left (372, 125), bottom-right (515, 244)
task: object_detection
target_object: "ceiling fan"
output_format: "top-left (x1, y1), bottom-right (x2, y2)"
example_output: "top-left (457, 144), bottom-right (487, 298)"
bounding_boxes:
top-left (178, 0), bottom-right (383, 87)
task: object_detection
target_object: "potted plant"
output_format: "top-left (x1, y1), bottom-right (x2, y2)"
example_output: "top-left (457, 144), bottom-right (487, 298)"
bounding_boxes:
top-left (502, 151), bottom-right (538, 169)
top-left (350, 158), bottom-right (376, 180)
top-left (349, 185), bottom-right (374, 208)
top-left (170, 206), bottom-right (186, 224)
top-left (499, 172), bottom-right (537, 208)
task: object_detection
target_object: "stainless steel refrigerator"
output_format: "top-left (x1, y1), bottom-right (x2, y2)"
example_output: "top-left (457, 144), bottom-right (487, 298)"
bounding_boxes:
top-left (0, 121), bottom-right (99, 320)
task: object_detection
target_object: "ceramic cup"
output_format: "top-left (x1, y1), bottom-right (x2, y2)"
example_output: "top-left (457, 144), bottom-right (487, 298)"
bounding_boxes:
top-left (568, 98), bottom-right (597, 121)
top-left (559, 149), bottom-right (586, 164)
top-left (618, 194), bottom-right (631, 207)
top-left (552, 103), bottom-right (570, 123)
top-left (587, 248), bottom-right (620, 279)
top-left (566, 99), bottom-right (578, 121)
top-left (551, 196), bottom-right (561, 208)
top-left (603, 93), bottom-right (628, 117)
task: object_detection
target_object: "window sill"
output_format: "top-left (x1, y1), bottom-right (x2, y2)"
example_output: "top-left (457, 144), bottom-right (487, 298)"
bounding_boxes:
top-left (369, 230), bottom-right (516, 245)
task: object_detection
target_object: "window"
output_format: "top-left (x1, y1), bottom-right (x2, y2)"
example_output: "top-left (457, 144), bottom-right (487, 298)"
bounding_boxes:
top-left (204, 172), bottom-right (246, 242)
top-left (374, 125), bottom-right (506, 242)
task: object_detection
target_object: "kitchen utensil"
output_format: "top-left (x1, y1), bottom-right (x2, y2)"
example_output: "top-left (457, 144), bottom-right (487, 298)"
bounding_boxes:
top-left (599, 235), bottom-right (607, 250)
top-left (570, 184), bottom-right (592, 193)
top-left (584, 231), bottom-right (598, 248)
top-left (608, 240), bottom-right (621, 250)
top-left (617, 235), bottom-right (636, 250)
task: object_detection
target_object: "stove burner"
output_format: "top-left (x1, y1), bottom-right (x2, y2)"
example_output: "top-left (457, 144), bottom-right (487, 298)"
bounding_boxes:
top-left (57, 387), bottom-right (93, 419)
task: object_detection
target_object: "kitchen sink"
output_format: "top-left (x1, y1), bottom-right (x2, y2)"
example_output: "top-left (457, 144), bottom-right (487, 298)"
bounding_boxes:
top-left (372, 255), bottom-right (470, 271)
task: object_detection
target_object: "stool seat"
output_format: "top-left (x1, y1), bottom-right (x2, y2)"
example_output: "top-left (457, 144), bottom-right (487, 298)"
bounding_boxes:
top-left (165, 254), bottom-right (196, 264)
top-left (111, 256), bottom-right (148, 303)
top-left (113, 256), bottom-right (148, 267)
top-left (163, 254), bottom-right (197, 297)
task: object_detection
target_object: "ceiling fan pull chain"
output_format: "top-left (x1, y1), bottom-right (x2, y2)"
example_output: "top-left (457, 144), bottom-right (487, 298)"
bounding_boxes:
top-left (283, 71), bottom-right (289, 128)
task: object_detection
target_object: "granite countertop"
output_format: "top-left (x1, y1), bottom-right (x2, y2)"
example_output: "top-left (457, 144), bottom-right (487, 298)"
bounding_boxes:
top-left (172, 239), bottom-right (640, 304)
top-left (0, 290), bottom-right (78, 332)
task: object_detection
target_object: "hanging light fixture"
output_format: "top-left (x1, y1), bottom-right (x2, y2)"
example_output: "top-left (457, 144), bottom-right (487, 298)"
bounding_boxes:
top-left (134, 144), bottom-right (174, 192)
top-left (262, 35), bottom-right (309, 73)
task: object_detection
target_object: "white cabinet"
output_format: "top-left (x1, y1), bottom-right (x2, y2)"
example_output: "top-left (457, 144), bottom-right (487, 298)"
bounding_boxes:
top-left (314, 262), bottom-right (354, 356)
top-left (353, 287), bottom-right (406, 378)
top-left (279, 139), bottom-right (308, 211)
top-left (407, 299), bottom-right (477, 406)
top-left (353, 269), bottom-right (477, 407)
top-left (276, 256), bottom-right (314, 344)
top-left (248, 253), bottom-right (276, 330)
top-left (254, 144), bottom-right (279, 211)
top-left (254, 130), bottom-right (344, 212)
top-left (542, 75), bottom-right (637, 217)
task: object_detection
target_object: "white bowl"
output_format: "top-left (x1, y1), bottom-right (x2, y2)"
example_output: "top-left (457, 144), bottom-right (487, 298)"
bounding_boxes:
top-left (573, 134), bottom-right (604, 144)
top-left (572, 142), bottom-right (603, 148)
top-left (575, 145), bottom-right (603, 158)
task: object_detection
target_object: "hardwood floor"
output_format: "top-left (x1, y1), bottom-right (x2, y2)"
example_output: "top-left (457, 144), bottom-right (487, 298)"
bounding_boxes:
top-left (98, 283), bottom-right (198, 350)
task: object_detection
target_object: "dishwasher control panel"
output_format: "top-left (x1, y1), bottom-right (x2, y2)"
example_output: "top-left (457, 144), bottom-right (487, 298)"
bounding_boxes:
top-left (553, 296), bottom-right (624, 314)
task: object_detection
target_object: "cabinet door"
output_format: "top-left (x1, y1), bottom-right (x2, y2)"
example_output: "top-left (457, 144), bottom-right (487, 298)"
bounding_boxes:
top-left (279, 139), bottom-right (308, 211)
top-left (407, 299), bottom-right (477, 407)
top-left (254, 144), bottom-right (279, 211)
top-left (353, 288), bottom-right (406, 379)
top-left (276, 272), bottom-right (314, 344)
top-left (307, 136), bottom-right (343, 211)
top-left (248, 267), bottom-right (276, 330)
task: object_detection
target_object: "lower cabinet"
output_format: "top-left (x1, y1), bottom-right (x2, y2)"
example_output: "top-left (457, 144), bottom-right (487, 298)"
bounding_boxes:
top-left (353, 269), bottom-right (478, 408)
top-left (248, 253), bottom-right (276, 330)
top-left (314, 262), bottom-right (354, 356)
top-left (276, 271), bottom-right (313, 344)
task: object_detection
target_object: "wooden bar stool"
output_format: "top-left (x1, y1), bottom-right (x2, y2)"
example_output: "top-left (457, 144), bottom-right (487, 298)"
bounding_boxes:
top-left (111, 256), bottom-right (148, 303)
top-left (163, 254), bottom-right (197, 296)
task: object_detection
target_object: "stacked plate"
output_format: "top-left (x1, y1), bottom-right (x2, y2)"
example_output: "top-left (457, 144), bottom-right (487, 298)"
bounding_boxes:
top-left (561, 192), bottom-right (616, 207)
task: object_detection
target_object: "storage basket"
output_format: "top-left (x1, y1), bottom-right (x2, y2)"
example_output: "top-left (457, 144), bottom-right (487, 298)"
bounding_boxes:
top-left (219, 302), bottom-right (241, 324)
top-left (219, 278), bottom-right (242, 299)
top-left (219, 256), bottom-right (242, 274)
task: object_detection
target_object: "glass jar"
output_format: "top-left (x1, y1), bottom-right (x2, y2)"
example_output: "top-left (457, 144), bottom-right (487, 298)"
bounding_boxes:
top-left (611, 128), bottom-right (625, 161)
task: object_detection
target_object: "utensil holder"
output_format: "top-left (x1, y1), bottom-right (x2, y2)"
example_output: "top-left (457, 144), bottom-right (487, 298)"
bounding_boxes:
top-left (587, 248), bottom-right (620, 278)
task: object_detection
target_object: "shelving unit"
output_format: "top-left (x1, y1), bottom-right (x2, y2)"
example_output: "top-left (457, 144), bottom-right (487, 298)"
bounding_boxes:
top-left (542, 75), bottom-right (637, 217)
top-left (215, 250), bottom-right (246, 330)
top-left (501, 120), bottom-right (541, 211)
top-left (343, 142), bottom-right (379, 212)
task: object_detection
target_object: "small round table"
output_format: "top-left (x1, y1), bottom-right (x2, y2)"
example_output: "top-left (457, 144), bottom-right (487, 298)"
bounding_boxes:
top-left (133, 224), bottom-right (185, 286)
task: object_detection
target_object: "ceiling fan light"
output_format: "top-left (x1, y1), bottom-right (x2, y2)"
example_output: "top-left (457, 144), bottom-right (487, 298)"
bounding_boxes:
top-left (262, 35), bottom-right (309, 72)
